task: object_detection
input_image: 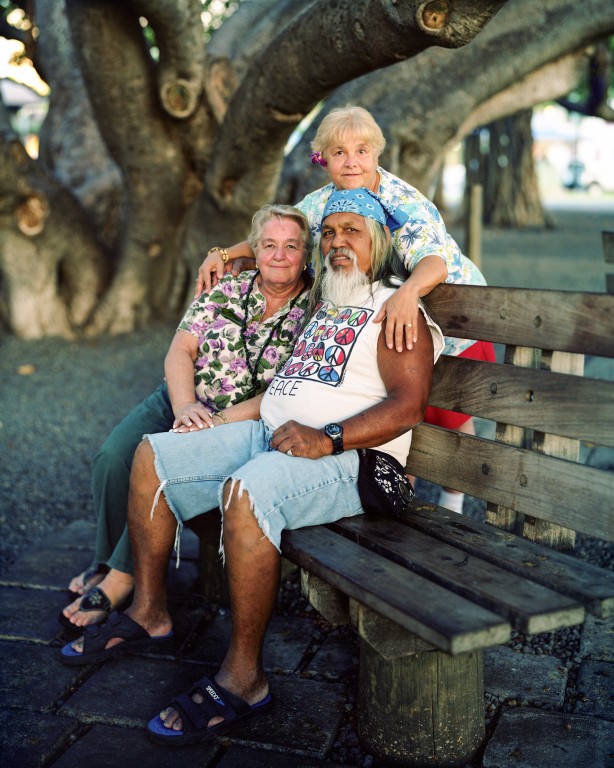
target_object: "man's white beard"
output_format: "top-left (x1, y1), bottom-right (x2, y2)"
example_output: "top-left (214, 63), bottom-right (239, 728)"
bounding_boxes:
top-left (321, 249), bottom-right (370, 307)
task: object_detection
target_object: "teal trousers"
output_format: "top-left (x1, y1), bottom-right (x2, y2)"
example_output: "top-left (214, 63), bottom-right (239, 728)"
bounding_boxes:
top-left (92, 383), bottom-right (174, 575)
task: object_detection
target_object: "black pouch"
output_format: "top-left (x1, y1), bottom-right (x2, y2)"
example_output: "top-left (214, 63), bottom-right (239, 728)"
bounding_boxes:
top-left (357, 448), bottom-right (414, 519)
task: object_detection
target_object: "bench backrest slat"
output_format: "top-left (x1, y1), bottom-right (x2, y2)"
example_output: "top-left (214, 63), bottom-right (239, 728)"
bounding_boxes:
top-left (429, 356), bottom-right (614, 447)
top-left (408, 425), bottom-right (614, 542)
top-left (423, 285), bottom-right (614, 357)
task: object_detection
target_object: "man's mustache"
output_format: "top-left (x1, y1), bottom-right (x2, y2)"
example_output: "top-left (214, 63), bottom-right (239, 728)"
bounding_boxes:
top-left (325, 247), bottom-right (357, 266)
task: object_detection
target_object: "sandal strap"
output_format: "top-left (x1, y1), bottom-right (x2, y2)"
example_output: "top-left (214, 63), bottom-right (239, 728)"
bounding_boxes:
top-left (79, 587), bottom-right (112, 613)
top-left (167, 677), bottom-right (249, 733)
top-left (81, 611), bottom-right (148, 654)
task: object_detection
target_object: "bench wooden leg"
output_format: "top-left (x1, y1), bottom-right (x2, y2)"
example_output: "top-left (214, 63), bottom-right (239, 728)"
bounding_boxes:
top-left (353, 604), bottom-right (484, 767)
top-left (192, 510), bottom-right (230, 604)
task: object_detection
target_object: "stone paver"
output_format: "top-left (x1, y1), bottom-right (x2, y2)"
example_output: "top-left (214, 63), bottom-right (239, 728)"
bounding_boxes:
top-left (0, 546), bottom-right (94, 591)
top-left (482, 708), bottom-right (614, 768)
top-left (181, 610), bottom-right (318, 673)
top-left (0, 641), bottom-right (88, 711)
top-left (303, 630), bottom-right (359, 681)
top-left (57, 653), bottom-right (348, 757)
top-left (574, 660), bottom-right (614, 721)
top-left (50, 723), bottom-right (220, 767)
top-left (0, 710), bottom-right (81, 767)
top-left (580, 614), bottom-right (614, 662)
top-left (484, 646), bottom-right (568, 707)
top-left (217, 744), bottom-right (350, 767)
top-left (0, 584), bottom-right (73, 642)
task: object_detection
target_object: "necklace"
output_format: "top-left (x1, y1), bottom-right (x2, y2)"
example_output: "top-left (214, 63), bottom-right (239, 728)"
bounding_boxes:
top-left (239, 271), bottom-right (304, 399)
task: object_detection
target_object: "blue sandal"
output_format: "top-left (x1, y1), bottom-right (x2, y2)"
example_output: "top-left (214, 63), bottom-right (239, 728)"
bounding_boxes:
top-left (60, 611), bottom-right (173, 666)
top-left (146, 676), bottom-right (272, 746)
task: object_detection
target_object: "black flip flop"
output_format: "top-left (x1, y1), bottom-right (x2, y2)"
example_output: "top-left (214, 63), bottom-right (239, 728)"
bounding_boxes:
top-left (68, 563), bottom-right (110, 600)
top-left (58, 586), bottom-right (113, 631)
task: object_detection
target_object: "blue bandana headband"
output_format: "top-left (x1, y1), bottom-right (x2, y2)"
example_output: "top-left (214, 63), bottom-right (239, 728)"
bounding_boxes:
top-left (322, 188), bottom-right (409, 232)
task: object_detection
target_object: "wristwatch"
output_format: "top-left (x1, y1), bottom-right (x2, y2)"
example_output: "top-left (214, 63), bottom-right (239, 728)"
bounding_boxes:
top-left (324, 423), bottom-right (344, 455)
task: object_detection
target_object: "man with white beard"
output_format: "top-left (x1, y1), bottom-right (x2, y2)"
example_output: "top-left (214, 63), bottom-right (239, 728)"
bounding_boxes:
top-left (61, 188), bottom-right (444, 746)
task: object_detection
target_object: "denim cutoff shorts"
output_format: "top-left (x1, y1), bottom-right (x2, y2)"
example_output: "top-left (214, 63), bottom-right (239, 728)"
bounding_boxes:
top-left (146, 419), bottom-right (363, 557)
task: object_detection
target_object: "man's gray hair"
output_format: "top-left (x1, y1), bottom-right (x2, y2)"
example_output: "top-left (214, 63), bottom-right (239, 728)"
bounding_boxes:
top-left (247, 204), bottom-right (314, 255)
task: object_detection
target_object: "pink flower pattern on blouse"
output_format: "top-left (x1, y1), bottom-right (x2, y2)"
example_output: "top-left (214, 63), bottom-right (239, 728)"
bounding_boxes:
top-left (178, 272), bottom-right (309, 412)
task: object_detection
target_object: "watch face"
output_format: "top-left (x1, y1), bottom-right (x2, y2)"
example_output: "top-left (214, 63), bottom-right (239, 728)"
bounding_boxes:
top-left (325, 423), bottom-right (343, 454)
top-left (325, 423), bottom-right (342, 438)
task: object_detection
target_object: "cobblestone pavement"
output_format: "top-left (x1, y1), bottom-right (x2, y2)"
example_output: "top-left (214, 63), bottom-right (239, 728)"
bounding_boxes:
top-left (1, 521), bottom-right (613, 767)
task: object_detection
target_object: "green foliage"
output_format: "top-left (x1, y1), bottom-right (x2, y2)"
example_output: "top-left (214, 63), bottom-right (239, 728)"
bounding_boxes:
top-left (201, 0), bottom-right (242, 36)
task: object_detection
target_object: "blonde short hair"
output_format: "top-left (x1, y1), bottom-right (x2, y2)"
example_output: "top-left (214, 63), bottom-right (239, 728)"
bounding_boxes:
top-left (311, 105), bottom-right (386, 160)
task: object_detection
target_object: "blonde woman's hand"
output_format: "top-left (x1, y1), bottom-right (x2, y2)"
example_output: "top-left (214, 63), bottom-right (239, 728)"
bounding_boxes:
top-left (374, 282), bottom-right (420, 352)
top-left (195, 251), bottom-right (226, 297)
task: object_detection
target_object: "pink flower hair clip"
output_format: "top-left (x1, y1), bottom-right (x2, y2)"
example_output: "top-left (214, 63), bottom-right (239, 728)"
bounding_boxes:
top-left (310, 151), bottom-right (327, 167)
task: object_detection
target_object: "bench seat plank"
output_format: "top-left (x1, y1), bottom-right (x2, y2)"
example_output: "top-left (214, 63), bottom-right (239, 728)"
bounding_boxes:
top-left (330, 517), bottom-right (585, 635)
top-left (424, 285), bottom-right (614, 358)
top-left (409, 425), bottom-right (614, 542)
top-left (281, 526), bottom-right (510, 655)
top-left (403, 503), bottom-right (614, 618)
top-left (428, 357), bottom-right (614, 448)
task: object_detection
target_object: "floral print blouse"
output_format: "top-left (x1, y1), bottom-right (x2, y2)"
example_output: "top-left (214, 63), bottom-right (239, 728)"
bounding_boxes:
top-left (297, 167), bottom-right (486, 356)
top-left (178, 272), bottom-right (309, 413)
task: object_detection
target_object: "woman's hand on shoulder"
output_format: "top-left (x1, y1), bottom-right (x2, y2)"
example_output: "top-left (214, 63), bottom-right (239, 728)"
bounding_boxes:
top-left (194, 241), bottom-right (258, 297)
top-left (374, 282), bottom-right (420, 353)
top-left (195, 251), bottom-right (226, 297)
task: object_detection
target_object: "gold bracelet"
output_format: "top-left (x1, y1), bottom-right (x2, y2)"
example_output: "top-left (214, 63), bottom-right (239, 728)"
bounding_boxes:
top-left (214, 410), bottom-right (229, 424)
top-left (208, 246), bottom-right (229, 264)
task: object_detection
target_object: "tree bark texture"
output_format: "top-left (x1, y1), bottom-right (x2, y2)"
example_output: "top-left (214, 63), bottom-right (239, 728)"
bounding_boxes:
top-left (465, 110), bottom-right (548, 228)
top-left (1, 0), bottom-right (613, 338)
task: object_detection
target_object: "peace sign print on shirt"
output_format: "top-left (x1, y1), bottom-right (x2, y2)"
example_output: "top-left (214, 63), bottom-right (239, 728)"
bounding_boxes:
top-left (277, 301), bottom-right (372, 387)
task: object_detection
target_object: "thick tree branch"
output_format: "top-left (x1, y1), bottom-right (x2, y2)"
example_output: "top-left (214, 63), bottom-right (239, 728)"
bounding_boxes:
top-left (205, 0), bottom-right (314, 123)
top-left (65, 0), bottom-right (213, 333)
top-left (125, 0), bottom-right (206, 118)
top-left (283, 0), bottom-right (614, 197)
top-left (206, 0), bottom-right (507, 213)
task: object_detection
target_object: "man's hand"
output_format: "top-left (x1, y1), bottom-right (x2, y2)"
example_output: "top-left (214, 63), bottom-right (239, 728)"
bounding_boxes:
top-left (270, 420), bottom-right (331, 459)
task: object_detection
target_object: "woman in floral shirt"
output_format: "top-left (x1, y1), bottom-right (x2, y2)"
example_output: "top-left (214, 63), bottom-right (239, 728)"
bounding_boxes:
top-left (60, 205), bottom-right (312, 630)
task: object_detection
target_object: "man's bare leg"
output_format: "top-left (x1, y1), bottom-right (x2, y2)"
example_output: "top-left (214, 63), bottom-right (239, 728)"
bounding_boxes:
top-left (160, 479), bottom-right (279, 731)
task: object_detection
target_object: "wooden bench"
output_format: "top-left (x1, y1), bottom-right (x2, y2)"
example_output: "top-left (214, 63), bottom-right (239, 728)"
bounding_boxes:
top-left (279, 283), bottom-right (614, 767)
